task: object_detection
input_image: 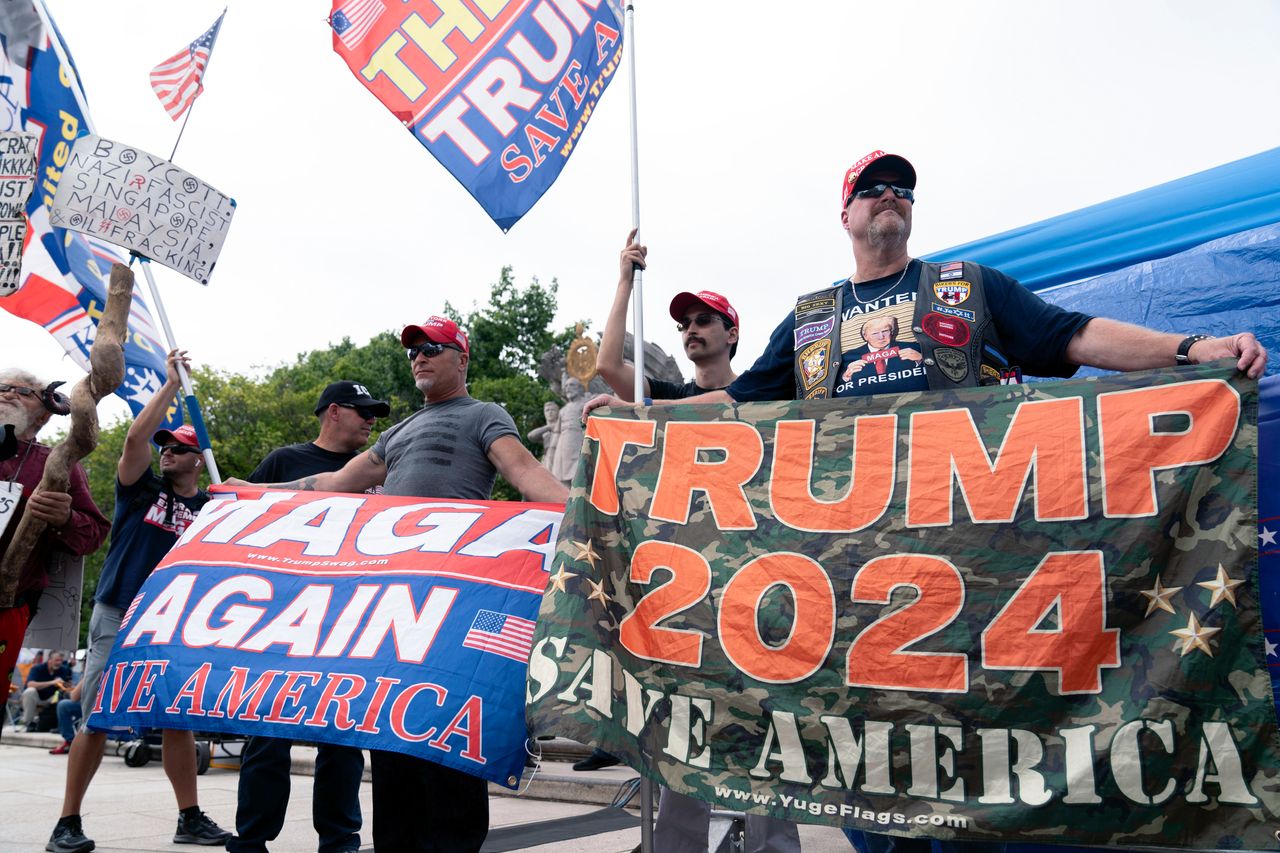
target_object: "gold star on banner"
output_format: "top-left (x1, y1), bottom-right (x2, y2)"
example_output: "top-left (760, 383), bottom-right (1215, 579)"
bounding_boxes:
top-left (1140, 576), bottom-right (1182, 617)
top-left (586, 578), bottom-right (611, 606)
top-left (1197, 563), bottom-right (1244, 609)
top-left (549, 565), bottom-right (577, 594)
top-left (571, 538), bottom-right (601, 570)
top-left (1170, 613), bottom-right (1221, 657)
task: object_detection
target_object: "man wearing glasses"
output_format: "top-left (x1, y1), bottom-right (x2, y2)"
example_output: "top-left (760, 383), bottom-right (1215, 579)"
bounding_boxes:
top-left (237, 315), bottom-right (567, 853)
top-left (49, 349), bottom-right (231, 853)
top-left (0, 369), bottom-right (109, 706)
top-left (596, 228), bottom-right (740, 403)
top-left (228, 380), bottom-right (391, 853)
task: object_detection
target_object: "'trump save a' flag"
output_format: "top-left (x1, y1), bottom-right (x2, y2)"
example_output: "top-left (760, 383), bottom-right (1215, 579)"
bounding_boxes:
top-left (0, 2), bottom-right (180, 428)
top-left (90, 487), bottom-right (562, 788)
top-left (331, 0), bottom-right (625, 231)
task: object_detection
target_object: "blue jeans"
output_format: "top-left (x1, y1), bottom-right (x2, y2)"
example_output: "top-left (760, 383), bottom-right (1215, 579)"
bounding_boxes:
top-left (56, 699), bottom-right (82, 742)
top-left (844, 831), bottom-right (1007, 853)
top-left (228, 736), bottom-right (364, 853)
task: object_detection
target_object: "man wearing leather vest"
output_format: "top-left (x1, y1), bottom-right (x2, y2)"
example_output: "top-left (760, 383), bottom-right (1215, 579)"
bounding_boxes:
top-left (584, 149), bottom-right (1267, 418)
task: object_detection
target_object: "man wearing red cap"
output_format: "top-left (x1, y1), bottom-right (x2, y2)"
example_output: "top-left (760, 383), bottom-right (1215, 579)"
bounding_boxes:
top-left (587, 150), bottom-right (1266, 410)
top-left (49, 349), bottom-right (231, 853)
top-left (239, 315), bottom-right (568, 853)
top-left (596, 229), bottom-right (741, 401)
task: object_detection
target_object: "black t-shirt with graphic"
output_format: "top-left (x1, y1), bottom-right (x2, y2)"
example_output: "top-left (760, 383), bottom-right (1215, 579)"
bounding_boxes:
top-left (728, 260), bottom-right (1092, 402)
top-left (95, 469), bottom-right (208, 609)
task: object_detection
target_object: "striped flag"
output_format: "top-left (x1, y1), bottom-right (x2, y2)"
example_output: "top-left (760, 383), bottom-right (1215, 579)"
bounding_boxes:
top-left (150, 11), bottom-right (225, 121)
top-left (462, 610), bottom-right (536, 663)
top-left (331, 0), bottom-right (386, 50)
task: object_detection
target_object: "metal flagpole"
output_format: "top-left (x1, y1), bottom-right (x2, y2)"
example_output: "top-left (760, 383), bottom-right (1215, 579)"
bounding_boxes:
top-left (624, 5), bottom-right (655, 849)
top-left (33, 0), bottom-right (223, 483)
top-left (625, 1), bottom-right (646, 406)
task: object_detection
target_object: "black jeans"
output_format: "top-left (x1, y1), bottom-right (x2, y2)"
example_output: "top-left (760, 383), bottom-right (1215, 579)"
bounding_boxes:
top-left (370, 750), bottom-right (488, 853)
top-left (229, 736), bottom-right (364, 853)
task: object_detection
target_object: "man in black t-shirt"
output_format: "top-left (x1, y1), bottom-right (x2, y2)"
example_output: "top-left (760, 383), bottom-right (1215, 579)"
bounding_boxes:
top-left (228, 380), bottom-right (390, 853)
top-left (596, 229), bottom-right (741, 402)
top-left (20, 648), bottom-right (70, 729)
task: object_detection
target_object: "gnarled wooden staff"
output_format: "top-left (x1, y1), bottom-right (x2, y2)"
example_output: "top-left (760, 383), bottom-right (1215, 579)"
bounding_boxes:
top-left (0, 263), bottom-right (134, 608)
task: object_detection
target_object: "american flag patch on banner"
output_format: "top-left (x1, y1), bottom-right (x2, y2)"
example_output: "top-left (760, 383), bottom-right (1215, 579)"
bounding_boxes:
top-left (462, 610), bottom-right (536, 663)
top-left (331, 0), bottom-right (386, 50)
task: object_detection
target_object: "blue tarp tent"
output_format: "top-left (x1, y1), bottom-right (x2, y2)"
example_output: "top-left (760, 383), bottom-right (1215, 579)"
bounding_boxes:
top-left (917, 149), bottom-right (1278, 852)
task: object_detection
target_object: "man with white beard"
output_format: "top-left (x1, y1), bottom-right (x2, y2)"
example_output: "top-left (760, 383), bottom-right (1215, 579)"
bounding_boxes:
top-left (0, 369), bottom-right (109, 704)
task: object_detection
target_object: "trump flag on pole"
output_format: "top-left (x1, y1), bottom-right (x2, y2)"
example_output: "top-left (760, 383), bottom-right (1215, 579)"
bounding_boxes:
top-left (331, 0), bottom-right (625, 231)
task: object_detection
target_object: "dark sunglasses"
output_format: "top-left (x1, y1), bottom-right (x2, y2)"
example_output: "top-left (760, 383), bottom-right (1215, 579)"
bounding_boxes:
top-left (850, 183), bottom-right (915, 203)
top-left (406, 341), bottom-right (460, 361)
top-left (160, 444), bottom-right (199, 456)
top-left (676, 312), bottom-right (729, 333)
top-left (337, 403), bottom-right (378, 420)
top-left (0, 383), bottom-right (39, 398)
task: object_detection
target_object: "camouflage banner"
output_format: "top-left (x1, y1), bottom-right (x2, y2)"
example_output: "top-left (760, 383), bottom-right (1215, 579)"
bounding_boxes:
top-left (525, 363), bottom-right (1280, 849)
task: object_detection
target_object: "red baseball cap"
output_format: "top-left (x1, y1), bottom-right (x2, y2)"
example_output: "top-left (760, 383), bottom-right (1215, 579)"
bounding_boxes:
top-left (153, 424), bottom-right (199, 448)
top-left (669, 290), bottom-right (739, 330)
top-left (841, 150), bottom-right (917, 208)
top-left (400, 315), bottom-right (470, 353)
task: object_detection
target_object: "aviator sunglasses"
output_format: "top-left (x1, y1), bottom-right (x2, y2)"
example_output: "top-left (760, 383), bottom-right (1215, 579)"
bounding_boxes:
top-left (0, 383), bottom-right (39, 398)
top-left (850, 183), bottom-right (915, 203)
top-left (406, 341), bottom-right (461, 361)
top-left (676, 312), bottom-right (729, 333)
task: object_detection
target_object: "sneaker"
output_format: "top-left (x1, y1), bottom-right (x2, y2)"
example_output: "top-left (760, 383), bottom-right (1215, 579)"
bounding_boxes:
top-left (46, 816), bottom-right (94, 852)
top-left (49, 740), bottom-right (72, 755)
top-left (173, 810), bottom-right (232, 846)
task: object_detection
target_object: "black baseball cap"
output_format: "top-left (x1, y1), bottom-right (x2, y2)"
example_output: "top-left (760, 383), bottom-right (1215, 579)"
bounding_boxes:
top-left (314, 381), bottom-right (390, 417)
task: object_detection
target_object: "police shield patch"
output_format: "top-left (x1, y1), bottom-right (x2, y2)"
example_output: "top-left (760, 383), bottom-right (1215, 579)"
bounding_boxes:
top-left (799, 340), bottom-right (830, 390)
top-left (934, 347), bottom-right (969, 383)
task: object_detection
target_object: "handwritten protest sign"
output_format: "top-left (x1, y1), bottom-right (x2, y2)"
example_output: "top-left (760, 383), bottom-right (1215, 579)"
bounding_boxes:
top-left (50, 135), bottom-right (235, 284)
top-left (0, 132), bottom-right (36, 296)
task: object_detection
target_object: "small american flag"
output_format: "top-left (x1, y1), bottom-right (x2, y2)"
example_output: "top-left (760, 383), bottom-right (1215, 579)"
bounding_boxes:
top-left (462, 610), bottom-right (536, 663)
top-left (331, 0), bottom-right (386, 51)
top-left (150, 11), bottom-right (225, 121)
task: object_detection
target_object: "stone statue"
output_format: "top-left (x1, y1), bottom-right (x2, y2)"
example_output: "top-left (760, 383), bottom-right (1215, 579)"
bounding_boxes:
top-left (549, 374), bottom-right (586, 485)
top-left (526, 401), bottom-right (561, 471)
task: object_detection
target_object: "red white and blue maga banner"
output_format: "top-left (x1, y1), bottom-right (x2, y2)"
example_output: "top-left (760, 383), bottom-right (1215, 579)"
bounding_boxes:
top-left (331, 0), bottom-right (624, 231)
top-left (89, 487), bottom-right (563, 788)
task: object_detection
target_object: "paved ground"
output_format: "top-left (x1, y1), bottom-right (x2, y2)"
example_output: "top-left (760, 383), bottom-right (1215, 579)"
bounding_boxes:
top-left (0, 729), bottom-right (851, 852)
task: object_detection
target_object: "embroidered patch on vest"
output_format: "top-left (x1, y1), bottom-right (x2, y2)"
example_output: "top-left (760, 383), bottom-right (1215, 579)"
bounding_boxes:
top-left (939, 262), bottom-right (964, 280)
top-left (796, 296), bottom-right (837, 318)
top-left (804, 386), bottom-right (829, 400)
top-left (799, 340), bottom-right (830, 390)
top-left (795, 317), bottom-right (835, 349)
top-left (934, 347), bottom-right (969, 383)
top-left (933, 281), bottom-right (971, 305)
top-left (920, 312), bottom-right (971, 347)
top-left (980, 363), bottom-right (1002, 384)
top-left (931, 302), bottom-right (977, 322)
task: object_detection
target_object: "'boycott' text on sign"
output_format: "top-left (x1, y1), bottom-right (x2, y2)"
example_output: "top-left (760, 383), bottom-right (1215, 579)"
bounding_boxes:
top-left (49, 135), bottom-right (235, 285)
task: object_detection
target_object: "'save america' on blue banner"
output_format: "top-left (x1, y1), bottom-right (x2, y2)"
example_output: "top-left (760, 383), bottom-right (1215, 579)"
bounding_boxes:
top-left (89, 487), bottom-right (563, 789)
top-left (332, 0), bottom-right (625, 231)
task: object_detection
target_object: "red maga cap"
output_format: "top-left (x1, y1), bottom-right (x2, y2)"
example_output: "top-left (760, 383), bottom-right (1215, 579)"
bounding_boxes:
top-left (153, 423), bottom-right (199, 448)
top-left (401, 315), bottom-right (470, 353)
top-left (669, 290), bottom-right (739, 330)
top-left (841, 150), bottom-right (917, 208)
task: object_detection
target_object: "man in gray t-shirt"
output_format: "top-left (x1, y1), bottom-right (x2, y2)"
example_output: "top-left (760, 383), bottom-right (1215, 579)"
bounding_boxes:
top-left (234, 314), bottom-right (567, 853)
